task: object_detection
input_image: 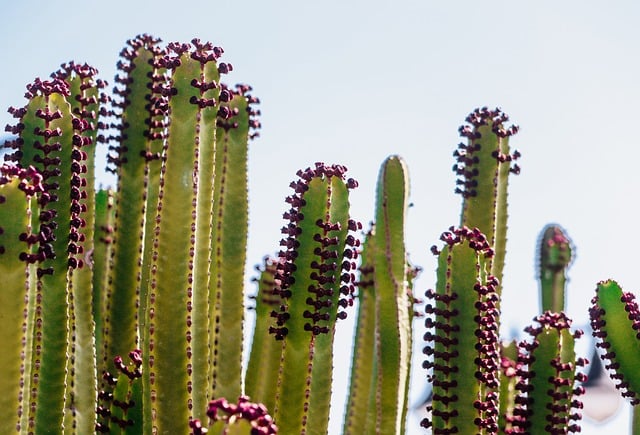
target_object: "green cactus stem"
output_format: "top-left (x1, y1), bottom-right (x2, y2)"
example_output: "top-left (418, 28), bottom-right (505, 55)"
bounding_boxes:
top-left (96, 349), bottom-right (144, 433)
top-left (142, 39), bottom-right (260, 432)
top-left (497, 340), bottom-right (520, 433)
top-left (4, 76), bottom-right (95, 433)
top-left (93, 188), bottom-right (115, 379)
top-left (511, 312), bottom-right (586, 433)
top-left (343, 230), bottom-right (377, 434)
top-left (370, 155), bottom-right (413, 434)
top-left (590, 279), bottom-right (640, 405)
top-left (537, 224), bottom-right (573, 313)
top-left (423, 226), bottom-right (501, 434)
top-left (245, 257), bottom-right (286, 415)
top-left (103, 34), bottom-right (165, 377)
top-left (0, 164), bottom-right (45, 434)
top-left (268, 163), bottom-right (359, 434)
top-left (343, 155), bottom-right (413, 434)
top-left (144, 40), bottom-right (221, 432)
top-left (454, 107), bottom-right (520, 296)
top-left (52, 60), bottom-right (107, 433)
top-left (207, 82), bottom-right (259, 404)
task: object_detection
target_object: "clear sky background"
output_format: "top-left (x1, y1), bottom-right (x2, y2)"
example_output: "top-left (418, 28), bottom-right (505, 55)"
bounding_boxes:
top-left (1, 1), bottom-right (637, 433)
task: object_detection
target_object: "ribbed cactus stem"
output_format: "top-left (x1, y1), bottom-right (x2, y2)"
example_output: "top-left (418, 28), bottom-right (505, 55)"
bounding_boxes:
top-left (269, 163), bottom-right (359, 434)
top-left (53, 60), bottom-right (106, 433)
top-left (245, 257), bottom-right (286, 414)
top-left (104, 34), bottom-right (165, 377)
top-left (207, 82), bottom-right (258, 403)
top-left (423, 226), bottom-right (500, 434)
top-left (498, 340), bottom-right (520, 432)
top-left (538, 224), bottom-right (573, 313)
top-left (10, 77), bottom-right (84, 433)
top-left (93, 188), bottom-right (115, 378)
top-left (96, 349), bottom-right (144, 433)
top-left (343, 231), bottom-right (376, 434)
top-left (145, 42), bottom-right (216, 432)
top-left (186, 39), bottom-right (223, 421)
top-left (369, 155), bottom-right (412, 434)
top-left (590, 279), bottom-right (640, 405)
top-left (512, 312), bottom-right (585, 433)
top-left (0, 165), bottom-right (45, 433)
top-left (454, 107), bottom-right (520, 296)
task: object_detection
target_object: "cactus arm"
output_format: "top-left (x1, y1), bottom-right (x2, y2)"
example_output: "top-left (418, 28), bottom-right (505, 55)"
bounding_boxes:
top-left (270, 164), bottom-right (357, 434)
top-left (208, 84), bottom-right (254, 402)
top-left (305, 174), bottom-right (354, 434)
top-left (245, 258), bottom-right (286, 413)
top-left (54, 61), bottom-right (106, 433)
top-left (0, 168), bottom-right (43, 433)
top-left (537, 224), bottom-right (573, 313)
top-left (8, 81), bottom-right (79, 433)
top-left (370, 155), bottom-right (411, 434)
top-left (147, 47), bottom-right (200, 432)
top-left (343, 232), bottom-right (377, 434)
top-left (455, 107), bottom-right (520, 293)
top-left (424, 227), bottom-right (500, 434)
top-left (93, 188), bottom-right (115, 377)
top-left (590, 279), bottom-right (640, 404)
top-left (146, 43), bottom-right (225, 432)
top-left (513, 312), bottom-right (585, 433)
top-left (104, 35), bottom-right (163, 372)
top-left (183, 41), bottom-right (223, 421)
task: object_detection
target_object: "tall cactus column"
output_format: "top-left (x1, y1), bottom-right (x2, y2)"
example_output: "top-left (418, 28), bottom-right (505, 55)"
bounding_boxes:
top-left (423, 227), bottom-right (501, 434)
top-left (144, 41), bottom-right (225, 432)
top-left (2, 77), bottom-right (102, 433)
top-left (251, 163), bottom-right (359, 435)
top-left (0, 165), bottom-right (45, 434)
top-left (103, 35), bottom-right (165, 378)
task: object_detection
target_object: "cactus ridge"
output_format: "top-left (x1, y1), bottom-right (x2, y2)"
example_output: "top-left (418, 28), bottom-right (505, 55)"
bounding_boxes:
top-left (245, 257), bottom-right (287, 413)
top-left (423, 226), bottom-right (501, 434)
top-left (0, 164), bottom-right (46, 433)
top-left (590, 279), bottom-right (640, 405)
top-left (206, 80), bottom-right (258, 403)
top-left (342, 229), bottom-right (376, 434)
top-left (511, 311), bottom-right (586, 434)
top-left (103, 34), bottom-right (167, 382)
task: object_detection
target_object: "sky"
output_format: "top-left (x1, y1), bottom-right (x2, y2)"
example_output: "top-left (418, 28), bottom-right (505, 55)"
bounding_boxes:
top-left (1, 1), bottom-right (638, 433)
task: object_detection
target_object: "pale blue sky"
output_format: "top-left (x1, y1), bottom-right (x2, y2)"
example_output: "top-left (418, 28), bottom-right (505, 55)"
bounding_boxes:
top-left (2, 1), bottom-right (638, 433)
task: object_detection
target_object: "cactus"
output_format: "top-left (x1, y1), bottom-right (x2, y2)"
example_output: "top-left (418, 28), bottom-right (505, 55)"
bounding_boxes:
top-left (537, 224), bottom-right (573, 313)
top-left (342, 155), bottom-right (419, 434)
top-left (422, 108), bottom-right (587, 434)
top-left (2, 33), bottom-right (614, 435)
top-left (590, 279), bottom-right (640, 431)
top-left (0, 34), bottom-right (416, 434)
top-left (510, 312), bottom-right (586, 433)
